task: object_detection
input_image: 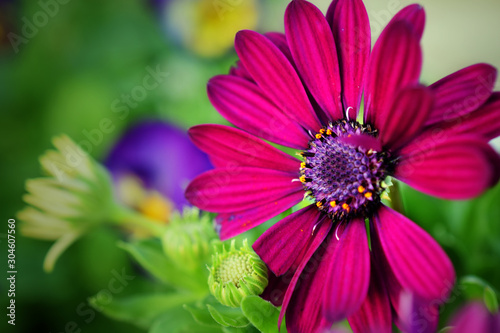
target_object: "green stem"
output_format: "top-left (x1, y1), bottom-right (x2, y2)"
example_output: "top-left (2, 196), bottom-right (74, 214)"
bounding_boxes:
top-left (109, 204), bottom-right (167, 237)
top-left (389, 180), bottom-right (405, 214)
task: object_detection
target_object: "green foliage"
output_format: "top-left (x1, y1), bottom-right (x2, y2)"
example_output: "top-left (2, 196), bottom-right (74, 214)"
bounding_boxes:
top-left (241, 296), bottom-right (287, 333)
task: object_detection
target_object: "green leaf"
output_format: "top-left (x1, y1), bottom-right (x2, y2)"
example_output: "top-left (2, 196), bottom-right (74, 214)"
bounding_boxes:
top-left (184, 304), bottom-right (220, 328)
top-left (240, 296), bottom-right (287, 333)
top-left (484, 286), bottom-right (499, 313)
top-left (461, 275), bottom-right (491, 299)
top-left (150, 307), bottom-right (223, 333)
top-left (89, 292), bottom-right (201, 329)
top-left (207, 304), bottom-right (250, 328)
top-left (119, 239), bottom-right (208, 293)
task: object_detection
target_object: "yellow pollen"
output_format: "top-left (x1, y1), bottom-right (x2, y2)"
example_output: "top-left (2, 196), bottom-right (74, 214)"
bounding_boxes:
top-left (330, 201), bottom-right (336, 207)
top-left (300, 176), bottom-right (306, 183)
top-left (319, 129), bottom-right (326, 134)
top-left (315, 133), bottom-right (322, 139)
top-left (300, 162), bottom-right (306, 169)
top-left (365, 192), bottom-right (373, 199)
top-left (316, 201), bottom-right (323, 208)
top-left (358, 186), bottom-right (365, 193)
top-left (342, 203), bottom-right (350, 211)
top-left (326, 129), bottom-right (332, 135)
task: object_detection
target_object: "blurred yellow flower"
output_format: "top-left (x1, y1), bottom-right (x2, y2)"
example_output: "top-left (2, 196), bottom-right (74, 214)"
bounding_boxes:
top-left (164, 0), bottom-right (259, 57)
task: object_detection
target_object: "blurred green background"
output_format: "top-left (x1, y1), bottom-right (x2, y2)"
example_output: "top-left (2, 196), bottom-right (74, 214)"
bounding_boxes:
top-left (1, 0), bottom-right (500, 332)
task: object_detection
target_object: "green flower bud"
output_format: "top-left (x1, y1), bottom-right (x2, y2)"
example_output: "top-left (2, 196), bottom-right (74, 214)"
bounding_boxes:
top-left (18, 135), bottom-right (114, 272)
top-left (208, 239), bottom-right (268, 308)
top-left (162, 207), bottom-right (218, 271)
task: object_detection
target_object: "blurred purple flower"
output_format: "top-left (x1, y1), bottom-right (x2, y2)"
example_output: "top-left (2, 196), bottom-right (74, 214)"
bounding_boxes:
top-left (449, 302), bottom-right (500, 333)
top-left (185, 0), bottom-right (500, 331)
top-left (105, 120), bottom-right (212, 212)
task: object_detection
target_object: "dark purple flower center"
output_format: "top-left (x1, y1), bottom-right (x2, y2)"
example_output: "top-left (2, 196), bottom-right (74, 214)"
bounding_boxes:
top-left (300, 120), bottom-right (391, 221)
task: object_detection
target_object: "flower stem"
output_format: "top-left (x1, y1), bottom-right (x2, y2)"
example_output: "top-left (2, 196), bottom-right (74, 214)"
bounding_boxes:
top-left (109, 204), bottom-right (167, 237)
top-left (389, 180), bottom-right (405, 214)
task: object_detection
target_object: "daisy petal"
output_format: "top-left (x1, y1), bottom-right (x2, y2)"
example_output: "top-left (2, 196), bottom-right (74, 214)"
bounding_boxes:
top-left (285, 0), bottom-right (343, 122)
top-left (364, 20), bottom-right (422, 128)
top-left (286, 238), bottom-right (337, 332)
top-left (265, 32), bottom-right (294, 65)
top-left (277, 218), bottom-right (333, 327)
top-left (373, 205), bottom-right (455, 302)
top-left (260, 270), bottom-right (292, 307)
top-left (449, 92), bottom-right (500, 140)
top-left (347, 257), bottom-right (392, 333)
top-left (324, 218), bottom-right (370, 322)
top-left (208, 75), bottom-right (310, 149)
top-left (395, 135), bottom-right (500, 199)
top-left (185, 167), bottom-right (301, 213)
top-left (188, 124), bottom-right (300, 173)
top-left (450, 303), bottom-right (493, 333)
top-left (253, 205), bottom-right (324, 276)
top-left (229, 60), bottom-right (253, 81)
top-left (235, 30), bottom-right (322, 132)
top-left (216, 190), bottom-right (305, 240)
top-left (389, 4), bottom-right (426, 39)
top-left (379, 85), bottom-right (434, 150)
top-left (329, 0), bottom-right (371, 119)
top-left (426, 63), bottom-right (497, 126)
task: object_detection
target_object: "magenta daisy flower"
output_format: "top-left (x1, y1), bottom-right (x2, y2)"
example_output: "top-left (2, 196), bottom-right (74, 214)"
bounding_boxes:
top-left (186, 0), bottom-right (500, 331)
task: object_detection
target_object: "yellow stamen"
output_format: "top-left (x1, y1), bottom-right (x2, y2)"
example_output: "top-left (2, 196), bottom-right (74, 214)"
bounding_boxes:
top-left (316, 201), bottom-right (323, 208)
top-left (358, 185), bottom-right (365, 193)
top-left (319, 129), bottom-right (326, 134)
top-left (364, 192), bottom-right (373, 199)
top-left (315, 133), bottom-right (322, 139)
top-left (342, 203), bottom-right (350, 212)
top-left (300, 176), bottom-right (306, 183)
top-left (330, 201), bottom-right (336, 207)
top-left (300, 162), bottom-right (306, 169)
top-left (326, 129), bottom-right (332, 135)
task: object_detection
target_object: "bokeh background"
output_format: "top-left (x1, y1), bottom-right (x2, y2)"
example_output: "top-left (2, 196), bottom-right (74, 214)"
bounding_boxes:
top-left (1, 0), bottom-right (500, 332)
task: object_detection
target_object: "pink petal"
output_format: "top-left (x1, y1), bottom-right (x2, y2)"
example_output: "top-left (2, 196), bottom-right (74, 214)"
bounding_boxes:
top-left (373, 205), bottom-right (455, 302)
top-left (388, 4), bottom-right (426, 40)
top-left (347, 257), bottom-right (392, 333)
top-left (450, 302), bottom-right (494, 333)
top-left (329, 0), bottom-right (371, 120)
top-left (260, 269), bottom-right (293, 307)
top-left (286, 237), bottom-right (338, 332)
top-left (395, 134), bottom-right (500, 200)
top-left (324, 218), bottom-right (370, 322)
top-left (379, 85), bottom-right (434, 150)
top-left (207, 75), bottom-right (310, 149)
top-left (188, 124), bottom-right (300, 173)
top-left (426, 63), bottom-right (497, 126)
top-left (264, 32), bottom-right (295, 65)
top-left (235, 30), bottom-right (322, 132)
top-left (185, 167), bottom-right (301, 213)
top-left (229, 60), bottom-right (253, 82)
top-left (277, 217), bottom-right (333, 327)
top-left (439, 92), bottom-right (500, 141)
top-left (216, 190), bottom-right (305, 240)
top-left (285, 0), bottom-right (343, 122)
top-left (253, 205), bottom-right (325, 276)
top-left (364, 20), bottom-right (422, 128)
top-left (370, 224), bottom-right (439, 333)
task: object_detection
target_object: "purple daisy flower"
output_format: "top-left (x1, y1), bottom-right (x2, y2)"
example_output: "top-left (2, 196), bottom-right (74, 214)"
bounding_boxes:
top-left (186, 0), bottom-right (500, 331)
top-left (105, 120), bottom-right (213, 211)
top-left (449, 302), bottom-right (500, 333)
